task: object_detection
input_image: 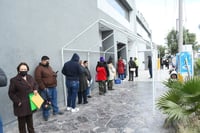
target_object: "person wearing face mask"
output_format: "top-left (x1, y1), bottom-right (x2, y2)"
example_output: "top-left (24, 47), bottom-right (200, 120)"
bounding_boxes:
top-left (34, 56), bottom-right (63, 121)
top-left (8, 62), bottom-right (38, 133)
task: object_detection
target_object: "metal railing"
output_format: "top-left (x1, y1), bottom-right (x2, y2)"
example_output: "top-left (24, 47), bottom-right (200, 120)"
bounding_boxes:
top-left (61, 19), bottom-right (152, 105)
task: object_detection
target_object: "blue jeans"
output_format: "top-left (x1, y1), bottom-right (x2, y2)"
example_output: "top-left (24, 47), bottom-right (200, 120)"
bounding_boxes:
top-left (66, 80), bottom-right (79, 109)
top-left (119, 74), bottom-right (124, 80)
top-left (40, 87), bottom-right (59, 118)
top-left (0, 116), bottom-right (3, 133)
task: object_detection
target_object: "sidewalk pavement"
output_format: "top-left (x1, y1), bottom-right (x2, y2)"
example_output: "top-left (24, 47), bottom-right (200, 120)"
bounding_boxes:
top-left (5, 69), bottom-right (173, 133)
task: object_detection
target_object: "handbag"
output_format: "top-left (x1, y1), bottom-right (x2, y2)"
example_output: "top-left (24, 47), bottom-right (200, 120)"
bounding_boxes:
top-left (29, 93), bottom-right (38, 111)
top-left (43, 89), bottom-right (51, 110)
top-left (130, 68), bottom-right (136, 71)
top-left (114, 78), bottom-right (121, 84)
top-left (31, 93), bottom-right (44, 109)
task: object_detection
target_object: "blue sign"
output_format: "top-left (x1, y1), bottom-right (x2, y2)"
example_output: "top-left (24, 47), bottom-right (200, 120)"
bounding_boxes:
top-left (179, 52), bottom-right (193, 76)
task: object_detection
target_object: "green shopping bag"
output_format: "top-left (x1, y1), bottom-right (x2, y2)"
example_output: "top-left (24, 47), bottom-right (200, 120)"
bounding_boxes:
top-left (29, 93), bottom-right (38, 111)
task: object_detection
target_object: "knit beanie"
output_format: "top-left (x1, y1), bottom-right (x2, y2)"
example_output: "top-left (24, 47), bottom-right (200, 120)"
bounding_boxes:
top-left (100, 57), bottom-right (105, 62)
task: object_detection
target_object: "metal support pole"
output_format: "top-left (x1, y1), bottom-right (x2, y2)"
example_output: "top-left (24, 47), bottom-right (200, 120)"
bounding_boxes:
top-left (178, 0), bottom-right (183, 52)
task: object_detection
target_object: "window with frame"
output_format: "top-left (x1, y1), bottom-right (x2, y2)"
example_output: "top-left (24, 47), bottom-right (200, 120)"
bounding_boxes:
top-left (106, 0), bottom-right (130, 21)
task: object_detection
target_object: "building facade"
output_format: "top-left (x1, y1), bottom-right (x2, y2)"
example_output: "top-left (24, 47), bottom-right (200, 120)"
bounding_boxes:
top-left (0, 0), bottom-right (153, 129)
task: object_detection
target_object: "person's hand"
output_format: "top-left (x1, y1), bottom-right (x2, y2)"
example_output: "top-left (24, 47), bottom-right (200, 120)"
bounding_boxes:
top-left (33, 90), bottom-right (38, 95)
top-left (18, 102), bottom-right (22, 107)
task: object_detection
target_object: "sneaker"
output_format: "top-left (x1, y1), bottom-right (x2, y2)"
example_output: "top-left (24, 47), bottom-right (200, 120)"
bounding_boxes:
top-left (43, 117), bottom-right (48, 121)
top-left (71, 108), bottom-right (79, 113)
top-left (83, 101), bottom-right (88, 104)
top-left (66, 107), bottom-right (72, 111)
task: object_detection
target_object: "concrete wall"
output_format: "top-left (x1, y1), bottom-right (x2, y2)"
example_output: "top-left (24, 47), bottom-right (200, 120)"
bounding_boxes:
top-left (0, 0), bottom-right (98, 126)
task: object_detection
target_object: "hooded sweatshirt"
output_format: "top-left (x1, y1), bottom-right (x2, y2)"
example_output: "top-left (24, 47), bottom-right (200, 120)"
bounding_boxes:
top-left (62, 53), bottom-right (82, 80)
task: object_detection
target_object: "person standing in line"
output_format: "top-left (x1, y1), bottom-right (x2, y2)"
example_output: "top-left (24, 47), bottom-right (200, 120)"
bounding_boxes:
top-left (117, 57), bottom-right (125, 80)
top-left (128, 57), bottom-right (136, 81)
top-left (62, 53), bottom-right (82, 113)
top-left (78, 60), bottom-right (88, 104)
top-left (134, 57), bottom-right (139, 77)
top-left (0, 68), bottom-right (7, 133)
top-left (148, 56), bottom-right (153, 78)
top-left (8, 62), bottom-right (38, 133)
top-left (99, 57), bottom-right (109, 93)
top-left (35, 56), bottom-right (63, 121)
top-left (160, 57), bottom-right (163, 69)
top-left (122, 58), bottom-right (127, 79)
top-left (107, 56), bottom-right (116, 90)
top-left (83, 60), bottom-right (92, 98)
top-left (96, 61), bottom-right (107, 95)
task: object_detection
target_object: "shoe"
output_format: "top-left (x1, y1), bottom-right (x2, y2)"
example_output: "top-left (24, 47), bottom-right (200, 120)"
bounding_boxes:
top-left (83, 101), bottom-right (88, 104)
top-left (53, 111), bottom-right (64, 115)
top-left (43, 117), bottom-right (48, 121)
top-left (71, 108), bottom-right (79, 113)
top-left (87, 95), bottom-right (92, 98)
top-left (66, 107), bottom-right (72, 111)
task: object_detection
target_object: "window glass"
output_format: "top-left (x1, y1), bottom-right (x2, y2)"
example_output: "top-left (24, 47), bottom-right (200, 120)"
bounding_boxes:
top-left (106, 0), bottom-right (129, 20)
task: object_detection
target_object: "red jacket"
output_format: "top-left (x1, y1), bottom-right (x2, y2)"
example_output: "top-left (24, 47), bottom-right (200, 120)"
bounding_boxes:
top-left (96, 66), bottom-right (107, 81)
top-left (117, 59), bottom-right (125, 74)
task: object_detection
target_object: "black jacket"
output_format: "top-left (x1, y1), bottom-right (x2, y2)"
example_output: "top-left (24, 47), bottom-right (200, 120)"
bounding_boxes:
top-left (62, 53), bottom-right (82, 80)
top-left (0, 68), bottom-right (7, 87)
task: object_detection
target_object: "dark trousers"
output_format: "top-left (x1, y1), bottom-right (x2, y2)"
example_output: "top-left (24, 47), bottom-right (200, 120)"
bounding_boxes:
top-left (107, 80), bottom-right (113, 90)
top-left (129, 71), bottom-right (134, 81)
top-left (98, 81), bottom-right (106, 94)
top-left (78, 90), bottom-right (87, 104)
top-left (149, 67), bottom-right (152, 78)
top-left (17, 114), bottom-right (34, 133)
top-left (135, 66), bottom-right (138, 77)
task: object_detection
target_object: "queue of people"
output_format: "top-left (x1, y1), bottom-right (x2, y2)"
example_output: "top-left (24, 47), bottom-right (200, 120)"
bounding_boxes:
top-left (5, 53), bottom-right (94, 133)
top-left (116, 56), bottom-right (138, 82)
top-left (4, 53), bottom-right (141, 133)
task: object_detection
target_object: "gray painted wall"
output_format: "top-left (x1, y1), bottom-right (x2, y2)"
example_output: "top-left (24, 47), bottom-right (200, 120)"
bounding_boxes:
top-left (0, 0), bottom-right (98, 126)
top-left (0, 0), bottom-right (140, 130)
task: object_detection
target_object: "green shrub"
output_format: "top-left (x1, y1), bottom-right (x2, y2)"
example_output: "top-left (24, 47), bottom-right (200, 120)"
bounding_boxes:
top-left (157, 78), bottom-right (200, 132)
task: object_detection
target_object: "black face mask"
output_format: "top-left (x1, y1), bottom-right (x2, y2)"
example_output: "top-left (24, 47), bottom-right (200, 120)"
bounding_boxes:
top-left (45, 62), bottom-right (49, 67)
top-left (42, 62), bottom-right (49, 67)
top-left (19, 71), bottom-right (28, 77)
